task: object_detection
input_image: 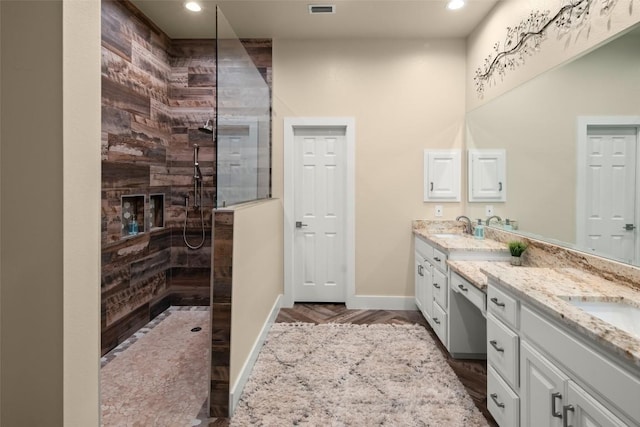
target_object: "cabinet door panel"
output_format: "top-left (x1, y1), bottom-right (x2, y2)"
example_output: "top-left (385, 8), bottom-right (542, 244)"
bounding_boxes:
top-left (424, 150), bottom-right (461, 201)
top-left (566, 381), bottom-right (627, 427)
top-left (521, 341), bottom-right (568, 427)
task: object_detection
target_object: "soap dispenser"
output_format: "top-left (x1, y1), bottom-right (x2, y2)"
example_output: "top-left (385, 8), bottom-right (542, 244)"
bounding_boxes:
top-left (474, 219), bottom-right (485, 240)
top-left (130, 216), bottom-right (139, 235)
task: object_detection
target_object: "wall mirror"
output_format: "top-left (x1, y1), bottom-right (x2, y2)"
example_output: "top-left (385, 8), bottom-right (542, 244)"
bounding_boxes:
top-left (465, 24), bottom-right (640, 266)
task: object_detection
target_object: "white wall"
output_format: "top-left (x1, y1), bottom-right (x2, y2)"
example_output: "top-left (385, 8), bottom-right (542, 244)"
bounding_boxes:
top-left (0, 1), bottom-right (100, 425)
top-left (467, 0), bottom-right (640, 110)
top-left (273, 39), bottom-right (467, 298)
top-left (229, 200), bottom-right (283, 387)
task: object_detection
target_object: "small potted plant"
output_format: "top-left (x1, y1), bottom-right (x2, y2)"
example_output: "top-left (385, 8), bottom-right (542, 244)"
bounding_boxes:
top-left (508, 240), bottom-right (528, 266)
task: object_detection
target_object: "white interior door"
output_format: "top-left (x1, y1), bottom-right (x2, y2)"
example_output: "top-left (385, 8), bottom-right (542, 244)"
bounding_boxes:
top-left (581, 126), bottom-right (637, 263)
top-left (292, 126), bottom-right (346, 302)
top-left (217, 120), bottom-right (258, 207)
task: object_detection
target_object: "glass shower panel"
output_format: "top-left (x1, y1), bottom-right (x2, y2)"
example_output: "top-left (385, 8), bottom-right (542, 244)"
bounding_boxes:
top-left (216, 7), bottom-right (271, 208)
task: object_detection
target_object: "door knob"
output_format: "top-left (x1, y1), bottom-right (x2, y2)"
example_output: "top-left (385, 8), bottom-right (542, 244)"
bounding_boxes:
top-left (623, 224), bottom-right (636, 231)
top-left (295, 221), bottom-right (308, 228)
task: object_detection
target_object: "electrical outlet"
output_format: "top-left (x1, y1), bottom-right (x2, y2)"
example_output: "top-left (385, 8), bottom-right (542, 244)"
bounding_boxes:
top-left (435, 205), bottom-right (443, 217)
top-left (485, 205), bottom-right (494, 216)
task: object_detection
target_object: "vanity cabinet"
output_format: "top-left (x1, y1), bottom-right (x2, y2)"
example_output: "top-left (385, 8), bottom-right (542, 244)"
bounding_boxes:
top-left (487, 280), bottom-right (640, 427)
top-left (414, 236), bottom-right (449, 347)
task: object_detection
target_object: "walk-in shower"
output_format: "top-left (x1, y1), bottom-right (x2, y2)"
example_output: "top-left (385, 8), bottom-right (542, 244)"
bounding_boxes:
top-left (183, 141), bottom-right (206, 250)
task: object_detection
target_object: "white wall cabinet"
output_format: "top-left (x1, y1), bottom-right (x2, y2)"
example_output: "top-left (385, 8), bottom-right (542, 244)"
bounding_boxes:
top-left (424, 150), bottom-right (461, 202)
top-left (468, 149), bottom-right (506, 202)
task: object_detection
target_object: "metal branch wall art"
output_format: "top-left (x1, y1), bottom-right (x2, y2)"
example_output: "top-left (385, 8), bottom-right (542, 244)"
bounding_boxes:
top-left (474, 0), bottom-right (623, 98)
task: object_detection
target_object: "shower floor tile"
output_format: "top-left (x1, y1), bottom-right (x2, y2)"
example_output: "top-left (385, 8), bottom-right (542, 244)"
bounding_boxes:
top-left (101, 306), bottom-right (211, 427)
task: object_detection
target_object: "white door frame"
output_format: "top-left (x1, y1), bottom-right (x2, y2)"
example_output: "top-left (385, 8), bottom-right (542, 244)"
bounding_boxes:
top-left (576, 116), bottom-right (640, 263)
top-left (283, 117), bottom-right (355, 308)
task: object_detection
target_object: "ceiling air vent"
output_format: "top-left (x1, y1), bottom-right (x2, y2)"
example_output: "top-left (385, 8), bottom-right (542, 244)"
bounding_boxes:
top-left (308, 4), bottom-right (336, 14)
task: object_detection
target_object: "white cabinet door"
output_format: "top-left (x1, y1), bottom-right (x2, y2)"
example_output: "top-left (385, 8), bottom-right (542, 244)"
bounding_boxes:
top-left (422, 260), bottom-right (434, 322)
top-left (424, 150), bottom-right (461, 201)
top-left (521, 341), bottom-right (569, 427)
top-left (565, 381), bottom-right (627, 427)
top-left (468, 149), bottom-right (506, 202)
top-left (414, 252), bottom-right (427, 311)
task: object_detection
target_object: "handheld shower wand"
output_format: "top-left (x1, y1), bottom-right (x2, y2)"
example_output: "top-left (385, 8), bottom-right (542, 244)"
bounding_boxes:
top-left (183, 143), bottom-right (205, 250)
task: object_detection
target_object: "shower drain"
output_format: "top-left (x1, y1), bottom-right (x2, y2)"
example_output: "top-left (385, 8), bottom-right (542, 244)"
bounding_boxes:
top-left (191, 326), bottom-right (202, 332)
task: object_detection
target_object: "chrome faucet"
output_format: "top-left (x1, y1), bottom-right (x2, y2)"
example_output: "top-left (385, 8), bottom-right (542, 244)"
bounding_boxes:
top-left (486, 215), bottom-right (502, 226)
top-left (456, 215), bottom-right (473, 235)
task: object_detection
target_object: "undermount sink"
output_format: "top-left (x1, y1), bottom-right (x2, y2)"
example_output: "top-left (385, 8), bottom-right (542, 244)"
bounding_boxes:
top-left (431, 233), bottom-right (463, 239)
top-left (564, 298), bottom-right (640, 338)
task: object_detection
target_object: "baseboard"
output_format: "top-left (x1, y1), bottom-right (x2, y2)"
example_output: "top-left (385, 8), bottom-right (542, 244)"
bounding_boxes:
top-left (229, 294), bottom-right (283, 416)
top-left (346, 295), bottom-right (417, 310)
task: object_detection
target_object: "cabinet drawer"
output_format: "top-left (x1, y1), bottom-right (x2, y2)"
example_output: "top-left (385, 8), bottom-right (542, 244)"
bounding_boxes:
top-left (432, 247), bottom-right (448, 271)
top-left (488, 285), bottom-right (518, 329)
top-left (488, 366), bottom-right (520, 427)
top-left (431, 302), bottom-right (448, 346)
top-left (488, 313), bottom-right (519, 390)
top-left (415, 236), bottom-right (433, 259)
top-left (451, 272), bottom-right (485, 314)
top-left (432, 268), bottom-right (448, 308)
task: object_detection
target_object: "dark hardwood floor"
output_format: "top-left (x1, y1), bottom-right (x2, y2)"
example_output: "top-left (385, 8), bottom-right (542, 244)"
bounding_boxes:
top-left (276, 303), bottom-right (498, 427)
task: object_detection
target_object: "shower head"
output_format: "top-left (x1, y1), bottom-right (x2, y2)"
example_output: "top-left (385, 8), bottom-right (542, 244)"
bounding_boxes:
top-left (198, 119), bottom-right (214, 134)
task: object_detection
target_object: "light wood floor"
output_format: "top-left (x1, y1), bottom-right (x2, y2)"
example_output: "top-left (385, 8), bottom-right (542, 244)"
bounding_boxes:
top-left (276, 303), bottom-right (498, 427)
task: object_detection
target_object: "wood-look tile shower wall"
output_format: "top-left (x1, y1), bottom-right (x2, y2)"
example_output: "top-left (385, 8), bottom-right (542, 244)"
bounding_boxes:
top-left (100, 0), bottom-right (272, 356)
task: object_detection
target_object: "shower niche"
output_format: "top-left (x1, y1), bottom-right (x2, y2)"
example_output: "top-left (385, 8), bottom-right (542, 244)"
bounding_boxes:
top-left (121, 194), bottom-right (165, 238)
top-left (149, 194), bottom-right (164, 230)
top-left (121, 195), bottom-right (145, 237)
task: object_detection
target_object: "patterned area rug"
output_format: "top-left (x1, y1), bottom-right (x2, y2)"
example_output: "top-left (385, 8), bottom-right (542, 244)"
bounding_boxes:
top-left (231, 323), bottom-right (489, 426)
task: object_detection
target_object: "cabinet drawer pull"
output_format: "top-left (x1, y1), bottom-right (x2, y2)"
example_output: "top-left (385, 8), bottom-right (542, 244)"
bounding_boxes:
top-left (432, 317), bottom-right (440, 325)
top-left (551, 392), bottom-right (562, 418)
top-left (490, 297), bottom-right (505, 307)
top-left (489, 340), bottom-right (504, 353)
top-left (458, 284), bottom-right (468, 292)
top-left (433, 283), bottom-right (440, 289)
top-left (490, 393), bottom-right (505, 409)
top-left (433, 256), bottom-right (441, 262)
top-left (418, 265), bottom-right (424, 277)
top-left (562, 404), bottom-right (574, 427)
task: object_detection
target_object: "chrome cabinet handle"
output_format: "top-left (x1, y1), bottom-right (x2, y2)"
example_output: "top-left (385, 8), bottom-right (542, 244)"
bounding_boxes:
top-left (430, 182), bottom-right (434, 191)
top-left (433, 256), bottom-right (441, 262)
top-left (458, 284), bottom-right (468, 292)
top-left (295, 221), bottom-right (308, 228)
top-left (490, 297), bottom-right (505, 307)
top-left (418, 265), bottom-right (424, 277)
top-left (490, 393), bottom-right (505, 409)
top-left (433, 283), bottom-right (440, 289)
top-left (489, 340), bottom-right (504, 353)
top-left (551, 392), bottom-right (562, 418)
top-left (432, 317), bottom-right (440, 325)
top-left (498, 182), bottom-right (503, 191)
top-left (562, 405), bottom-right (574, 427)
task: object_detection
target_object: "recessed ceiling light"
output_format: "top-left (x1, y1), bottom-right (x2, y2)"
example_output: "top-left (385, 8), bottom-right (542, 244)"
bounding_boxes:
top-left (447, 0), bottom-right (465, 10)
top-left (185, 2), bottom-right (202, 12)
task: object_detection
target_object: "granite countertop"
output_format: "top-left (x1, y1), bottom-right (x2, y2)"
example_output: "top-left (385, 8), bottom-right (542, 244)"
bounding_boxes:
top-left (447, 260), bottom-right (511, 291)
top-left (481, 264), bottom-right (640, 369)
top-left (413, 228), bottom-right (509, 253)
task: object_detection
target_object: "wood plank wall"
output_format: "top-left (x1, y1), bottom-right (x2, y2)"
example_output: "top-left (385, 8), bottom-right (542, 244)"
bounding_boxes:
top-left (100, 0), bottom-right (272, 356)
